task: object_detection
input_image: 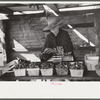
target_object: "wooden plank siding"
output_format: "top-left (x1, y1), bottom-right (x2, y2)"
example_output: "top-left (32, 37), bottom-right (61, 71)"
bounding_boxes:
top-left (4, 14), bottom-right (96, 62)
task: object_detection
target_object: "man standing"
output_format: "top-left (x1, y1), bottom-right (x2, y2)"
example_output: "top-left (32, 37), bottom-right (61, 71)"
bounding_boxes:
top-left (40, 17), bottom-right (75, 62)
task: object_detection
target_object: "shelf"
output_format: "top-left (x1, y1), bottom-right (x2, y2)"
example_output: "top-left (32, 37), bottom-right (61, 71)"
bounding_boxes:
top-left (0, 71), bottom-right (100, 81)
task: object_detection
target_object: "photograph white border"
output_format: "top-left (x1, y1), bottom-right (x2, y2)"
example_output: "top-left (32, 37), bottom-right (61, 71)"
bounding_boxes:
top-left (0, 1), bottom-right (100, 99)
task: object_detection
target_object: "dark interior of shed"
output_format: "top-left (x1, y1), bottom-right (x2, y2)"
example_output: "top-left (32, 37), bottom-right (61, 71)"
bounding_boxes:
top-left (0, 3), bottom-right (98, 62)
top-left (0, 3), bottom-right (100, 81)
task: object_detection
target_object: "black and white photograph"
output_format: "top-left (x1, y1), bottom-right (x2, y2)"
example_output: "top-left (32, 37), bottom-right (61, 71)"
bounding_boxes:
top-left (0, 0), bottom-right (100, 98)
top-left (0, 1), bottom-right (100, 82)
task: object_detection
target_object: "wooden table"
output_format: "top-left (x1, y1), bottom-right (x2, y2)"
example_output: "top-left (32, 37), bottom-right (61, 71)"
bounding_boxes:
top-left (0, 71), bottom-right (100, 81)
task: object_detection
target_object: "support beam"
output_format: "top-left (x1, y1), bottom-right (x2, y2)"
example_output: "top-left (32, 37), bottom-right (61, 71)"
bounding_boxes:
top-left (94, 11), bottom-right (100, 59)
top-left (67, 24), bottom-right (95, 47)
top-left (44, 22), bottom-right (94, 32)
top-left (43, 4), bottom-right (59, 16)
top-left (0, 7), bottom-right (13, 14)
top-left (59, 5), bottom-right (100, 12)
top-left (63, 22), bottom-right (94, 29)
top-left (8, 5), bottom-right (100, 17)
top-left (0, 23), bottom-right (7, 65)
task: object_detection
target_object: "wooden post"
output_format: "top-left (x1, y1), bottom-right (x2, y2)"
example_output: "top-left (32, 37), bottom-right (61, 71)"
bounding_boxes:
top-left (0, 21), bottom-right (7, 65)
top-left (94, 11), bottom-right (100, 59)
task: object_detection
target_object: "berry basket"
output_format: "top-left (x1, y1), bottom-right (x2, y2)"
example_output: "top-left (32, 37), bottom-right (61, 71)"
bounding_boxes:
top-left (48, 56), bottom-right (62, 63)
top-left (55, 62), bottom-right (68, 75)
top-left (40, 62), bottom-right (54, 76)
top-left (41, 68), bottom-right (53, 76)
top-left (69, 69), bottom-right (84, 77)
top-left (62, 55), bottom-right (74, 61)
top-left (27, 68), bottom-right (40, 76)
top-left (55, 68), bottom-right (68, 75)
top-left (27, 62), bottom-right (40, 76)
top-left (13, 69), bottom-right (26, 76)
top-left (95, 63), bottom-right (100, 76)
top-left (13, 58), bottom-right (30, 76)
top-left (69, 61), bottom-right (84, 77)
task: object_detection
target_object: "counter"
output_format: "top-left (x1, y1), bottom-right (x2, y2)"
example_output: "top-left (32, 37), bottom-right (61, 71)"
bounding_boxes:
top-left (0, 71), bottom-right (100, 81)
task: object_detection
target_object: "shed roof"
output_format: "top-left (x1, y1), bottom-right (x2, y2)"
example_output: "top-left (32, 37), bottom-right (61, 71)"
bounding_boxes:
top-left (0, 3), bottom-right (100, 16)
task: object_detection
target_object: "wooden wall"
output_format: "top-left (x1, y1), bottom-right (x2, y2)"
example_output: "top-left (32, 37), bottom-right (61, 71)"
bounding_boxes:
top-left (4, 14), bottom-right (96, 62)
top-left (5, 15), bottom-right (47, 61)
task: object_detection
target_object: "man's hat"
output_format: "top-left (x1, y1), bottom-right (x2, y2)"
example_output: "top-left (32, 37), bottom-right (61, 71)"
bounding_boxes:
top-left (43, 17), bottom-right (65, 32)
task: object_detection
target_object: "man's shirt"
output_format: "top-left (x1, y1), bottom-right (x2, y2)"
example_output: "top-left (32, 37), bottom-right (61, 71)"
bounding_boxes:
top-left (42, 28), bottom-right (74, 53)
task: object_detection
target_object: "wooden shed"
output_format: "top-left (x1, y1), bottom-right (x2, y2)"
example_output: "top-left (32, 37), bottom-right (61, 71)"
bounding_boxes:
top-left (0, 2), bottom-right (100, 81)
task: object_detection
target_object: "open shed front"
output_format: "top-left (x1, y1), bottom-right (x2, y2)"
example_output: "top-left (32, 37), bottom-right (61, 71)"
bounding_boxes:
top-left (0, 3), bottom-right (100, 81)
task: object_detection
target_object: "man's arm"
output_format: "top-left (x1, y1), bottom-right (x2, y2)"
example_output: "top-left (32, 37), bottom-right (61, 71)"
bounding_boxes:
top-left (40, 34), bottom-right (56, 61)
top-left (63, 30), bottom-right (76, 60)
top-left (63, 30), bottom-right (74, 52)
